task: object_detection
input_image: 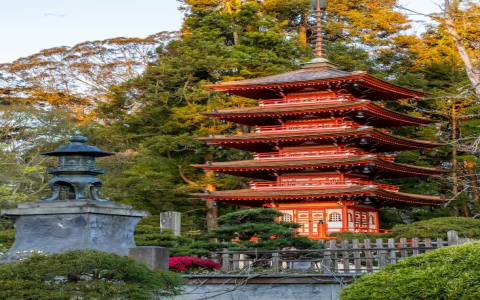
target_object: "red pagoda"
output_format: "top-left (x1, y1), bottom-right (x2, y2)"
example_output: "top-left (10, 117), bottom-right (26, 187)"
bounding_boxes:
top-left (191, 58), bottom-right (448, 238)
top-left (191, 2), bottom-right (447, 239)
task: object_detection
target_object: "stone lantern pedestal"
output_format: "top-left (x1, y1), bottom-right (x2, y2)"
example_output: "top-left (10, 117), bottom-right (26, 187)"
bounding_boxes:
top-left (1, 201), bottom-right (148, 259)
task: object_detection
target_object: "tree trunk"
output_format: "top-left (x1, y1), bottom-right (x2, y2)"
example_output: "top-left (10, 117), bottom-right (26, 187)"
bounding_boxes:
top-left (299, 12), bottom-right (308, 46)
top-left (451, 104), bottom-right (460, 217)
top-left (204, 149), bottom-right (219, 229)
top-left (444, 0), bottom-right (480, 98)
top-left (205, 181), bottom-right (219, 230)
top-left (233, 30), bottom-right (240, 46)
top-left (465, 160), bottom-right (480, 212)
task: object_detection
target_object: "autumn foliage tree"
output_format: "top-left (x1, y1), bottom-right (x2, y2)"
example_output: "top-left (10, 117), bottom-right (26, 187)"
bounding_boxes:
top-left (0, 32), bottom-right (176, 122)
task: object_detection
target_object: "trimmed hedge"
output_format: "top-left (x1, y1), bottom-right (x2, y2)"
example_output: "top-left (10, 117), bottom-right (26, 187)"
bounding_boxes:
top-left (390, 217), bottom-right (480, 239)
top-left (340, 242), bottom-right (480, 300)
top-left (0, 249), bottom-right (184, 300)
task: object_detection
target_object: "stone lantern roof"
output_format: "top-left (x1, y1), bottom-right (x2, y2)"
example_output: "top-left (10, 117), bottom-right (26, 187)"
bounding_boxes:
top-left (41, 136), bottom-right (114, 157)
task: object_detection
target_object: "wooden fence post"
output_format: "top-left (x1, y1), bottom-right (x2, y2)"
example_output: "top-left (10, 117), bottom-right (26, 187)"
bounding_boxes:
top-left (232, 253), bottom-right (240, 270)
top-left (272, 252), bottom-right (280, 271)
top-left (323, 245), bottom-right (332, 274)
top-left (329, 239), bottom-right (338, 272)
top-left (377, 239), bottom-right (387, 268)
top-left (341, 239), bottom-right (350, 273)
top-left (352, 239), bottom-right (361, 273)
top-left (424, 238), bottom-right (431, 250)
top-left (364, 239), bottom-right (373, 273)
top-left (437, 237), bottom-right (444, 248)
top-left (399, 238), bottom-right (407, 259)
top-left (447, 230), bottom-right (459, 246)
top-left (412, 238), bottom-right (420, 256)
top-left (222, 251), bottom-right (230, 271)
top-left (388, 238), bottom-right (397, 264)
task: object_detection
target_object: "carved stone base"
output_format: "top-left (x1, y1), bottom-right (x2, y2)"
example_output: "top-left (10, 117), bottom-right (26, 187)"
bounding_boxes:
top-left (0, 201), bottom-right (148, 261)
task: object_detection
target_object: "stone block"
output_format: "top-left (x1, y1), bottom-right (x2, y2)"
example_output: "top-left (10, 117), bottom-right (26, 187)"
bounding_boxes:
top-left (0, 201), bottom-right (148, 261)
top-left (129, 246), bottom-right (169, 271)
top-left (160, 211), bottom-right (181, 236)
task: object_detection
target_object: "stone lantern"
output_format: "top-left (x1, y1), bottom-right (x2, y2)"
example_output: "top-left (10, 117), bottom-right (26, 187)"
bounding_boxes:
top-left (40, 136), bottom-right (114, 202)
top-left (0, 136), bottom-right (157, 262)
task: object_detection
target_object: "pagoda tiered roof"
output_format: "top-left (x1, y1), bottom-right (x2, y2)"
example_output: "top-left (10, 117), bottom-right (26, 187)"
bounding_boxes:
top-left (192, 155), bottom-right (448, 180)
top-left (192, 186), bottom-right (445, 207)
top-left (205, 64), bottom-right (428, 100)
top-left (198, 127), bottom-right (445, 152)
top-left (202, 101), bottom-right (434, 127)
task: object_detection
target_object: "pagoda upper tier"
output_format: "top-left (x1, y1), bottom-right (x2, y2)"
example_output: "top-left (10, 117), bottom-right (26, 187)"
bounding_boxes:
top-left (198, 127), bottom-right (445, 152)
top-left (205, 60), bottom-right (428, 100)
top-left (202, 101), bottom-right (434, 127)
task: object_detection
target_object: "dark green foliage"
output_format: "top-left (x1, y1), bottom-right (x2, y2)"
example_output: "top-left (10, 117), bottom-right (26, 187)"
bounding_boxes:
top-left (340, 242), bottom-right (480, 300)
top-left (189, 208), bottom-right (322, 252)
top-left (0, 229), bottom-right (15, 249)
top-left (0, 249), bottom-right (183, 300)
top-left (325, 42), bottom-right (374, 72)
top-left (134, 225), bottom-right (193, 256)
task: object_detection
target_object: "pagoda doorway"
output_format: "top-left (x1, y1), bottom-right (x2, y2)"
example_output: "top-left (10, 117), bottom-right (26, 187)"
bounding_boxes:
top-left (291, 209), bottom-right (327, 239)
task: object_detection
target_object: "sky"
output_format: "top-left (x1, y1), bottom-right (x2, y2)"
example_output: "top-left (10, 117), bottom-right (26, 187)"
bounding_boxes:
top-left (0, 0), bottom-right (442, 64)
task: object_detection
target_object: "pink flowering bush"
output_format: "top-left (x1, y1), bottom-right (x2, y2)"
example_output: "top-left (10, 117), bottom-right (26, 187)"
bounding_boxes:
top-left (169, 256), bottom-right (221, 272)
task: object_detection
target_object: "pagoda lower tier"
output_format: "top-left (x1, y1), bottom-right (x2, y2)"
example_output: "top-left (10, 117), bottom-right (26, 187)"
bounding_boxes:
top-left (199, 127), bottom-right (445, 152)
top-left (203, 100), bottom-right (434, 127)
top-left (192, 186), bottom-right (445, 238)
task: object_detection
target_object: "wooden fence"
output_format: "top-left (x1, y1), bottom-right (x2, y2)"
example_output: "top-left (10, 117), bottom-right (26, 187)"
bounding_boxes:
top-left (210, 230), bottom-right (466, 274)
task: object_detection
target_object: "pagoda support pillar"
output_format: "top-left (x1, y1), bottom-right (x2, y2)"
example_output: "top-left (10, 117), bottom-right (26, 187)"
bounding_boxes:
top-left (342, 205), bottom-right (348, 232)
top-left (374, 211), bottom-right (380, 233)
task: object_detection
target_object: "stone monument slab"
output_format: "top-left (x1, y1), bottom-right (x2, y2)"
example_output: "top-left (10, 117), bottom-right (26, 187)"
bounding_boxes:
top-left (160, 211), bottom-right (181, 236)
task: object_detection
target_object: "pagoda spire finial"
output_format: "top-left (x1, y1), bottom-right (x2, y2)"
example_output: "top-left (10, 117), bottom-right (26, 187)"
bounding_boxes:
top-left (302, 0), bottom-right (335, 68)
top-left (313, 0), bottom-right (326, 58)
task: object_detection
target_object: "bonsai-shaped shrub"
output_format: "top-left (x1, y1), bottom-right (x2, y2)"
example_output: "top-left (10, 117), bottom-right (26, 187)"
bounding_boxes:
top-left (340, 242), bottom-right (480, 300)
top-left (169, 256), bottom-right (221, 272)
top-left (189, 208), bottom-right (321, 255)
top-left (0, 249), bottom-right (183, 300)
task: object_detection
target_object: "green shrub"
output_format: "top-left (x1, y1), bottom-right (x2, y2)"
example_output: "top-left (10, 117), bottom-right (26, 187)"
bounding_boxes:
top-left (189, 208), bottom-right (322, 252)
top-left (391, 217), bottom-right (480, 239)
top-left (0, 249), bottom-right (184, 300)
top-left (340, 242), bottom-right (480, 300)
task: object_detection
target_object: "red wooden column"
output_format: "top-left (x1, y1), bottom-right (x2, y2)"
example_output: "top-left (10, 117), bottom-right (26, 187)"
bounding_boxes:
top-left (341, 203), bottom-right (349, 232)
top-left (374, 211), bottom-right (380, 233)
